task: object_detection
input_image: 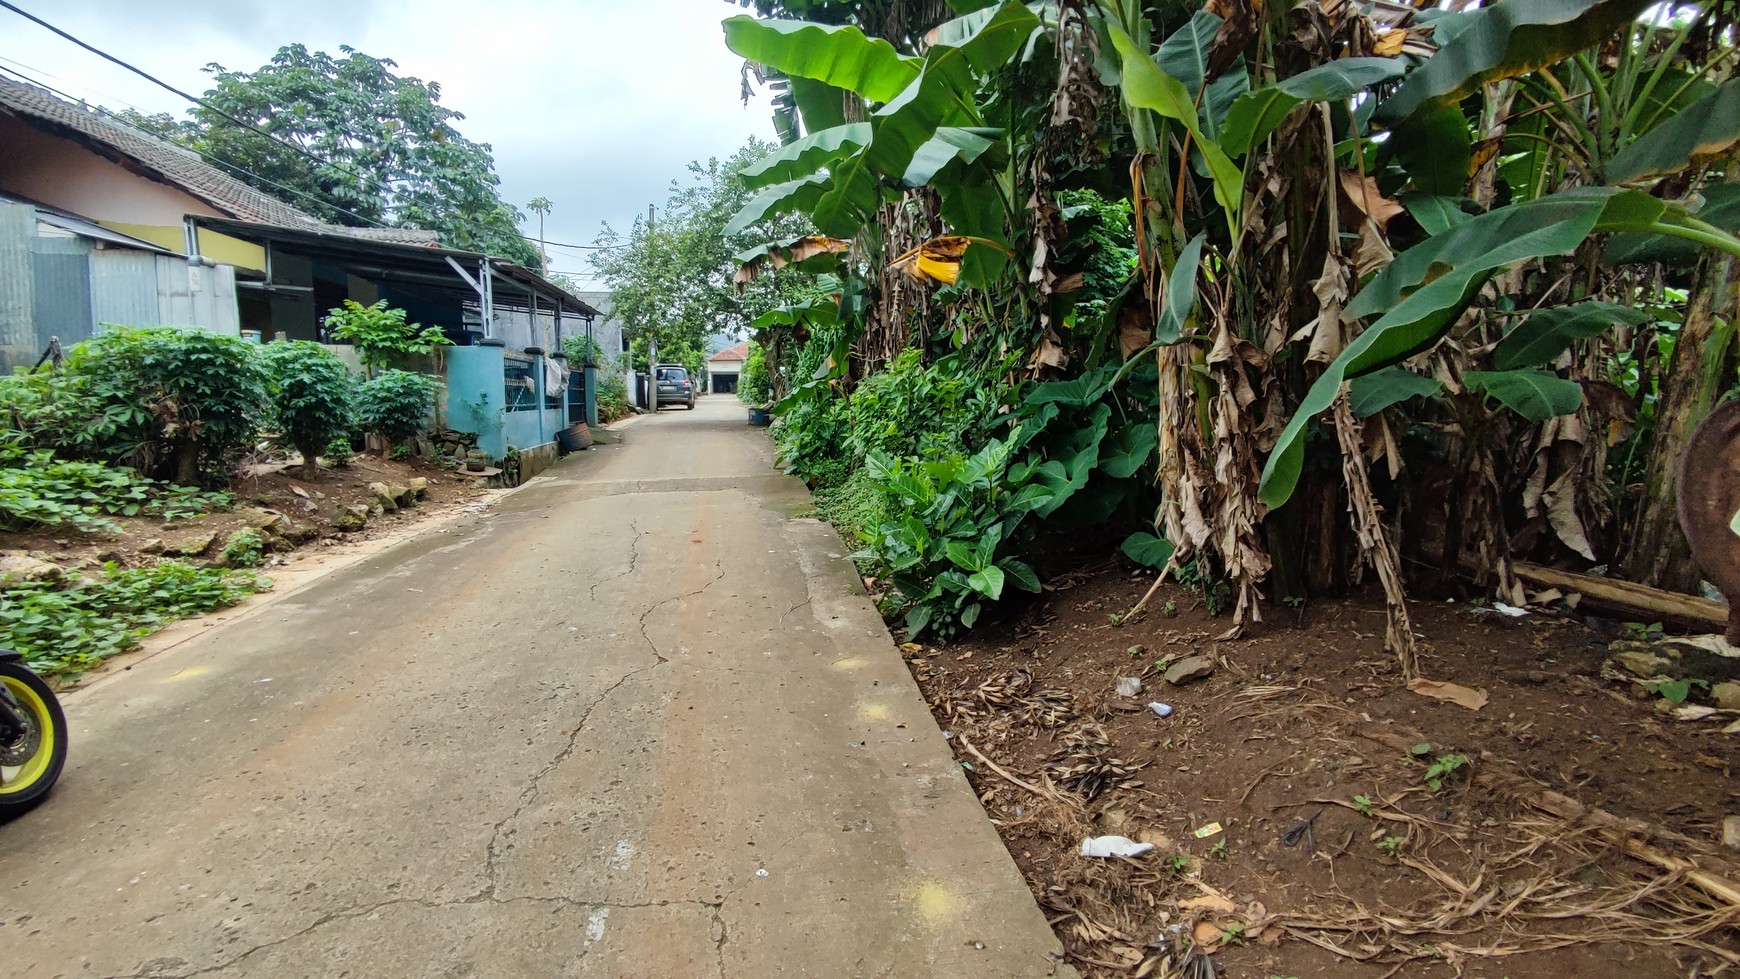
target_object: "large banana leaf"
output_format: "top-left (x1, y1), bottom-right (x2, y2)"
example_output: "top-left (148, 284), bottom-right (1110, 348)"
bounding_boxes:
top-left (1607, 78), bottom-right (1740, 184)
top-left (740, 124), bottom-right (873, 189)
top-left (722, 16), bottom-right (920, 103)
top-left (1464, 369), bottom-right (1585, 420)
top-left (1491, 301), bottom-right (1653, 370)
top-left (902, 127), bottom-right (1002, 187)
top-left (1391, 105), bottom-right (1472, 197)
top-left (1220, 58), bottom-right (1407, 160)
top-left (1348, 367), bottom-right (1443, 418)
top-left (1157, 12), bottom-right (1220, 97)
top-left (1606, 185), bottom-right (1740, 265)
top-left (1260, 187), bottom-right (1667, 507)
top-left (861, 2), bottom-right (1041, 181)
top-left (1102, 22), bottom-right (1242, 221)
top-left (1373, 0), bottom-right (1652, 126)
top-left (724, 173), bottom-right (833, 237)
top-left (790, 77), bottom-right (849, 133)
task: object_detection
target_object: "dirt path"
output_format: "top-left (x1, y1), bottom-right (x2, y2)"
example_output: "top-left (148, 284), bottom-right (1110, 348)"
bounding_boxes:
top-left (0, 396), bottom-right (1072, 978)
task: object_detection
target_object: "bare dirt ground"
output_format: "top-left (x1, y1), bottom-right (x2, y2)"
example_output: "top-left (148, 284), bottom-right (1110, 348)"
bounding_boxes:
top-left (904, 556), bottom-right (1740, 978)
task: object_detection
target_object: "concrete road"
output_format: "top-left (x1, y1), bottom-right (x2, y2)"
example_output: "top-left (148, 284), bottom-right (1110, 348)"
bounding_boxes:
top-left (0, 395), bottom-right (1073, 978)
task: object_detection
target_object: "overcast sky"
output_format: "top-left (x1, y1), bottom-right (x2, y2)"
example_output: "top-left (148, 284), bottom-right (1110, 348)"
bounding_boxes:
top-left (0, 0), bottom-right (776, 287)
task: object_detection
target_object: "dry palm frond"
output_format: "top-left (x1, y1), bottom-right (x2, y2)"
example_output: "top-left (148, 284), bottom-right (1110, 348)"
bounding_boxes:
top-left (1047, 722), bottom-right (1146, 801)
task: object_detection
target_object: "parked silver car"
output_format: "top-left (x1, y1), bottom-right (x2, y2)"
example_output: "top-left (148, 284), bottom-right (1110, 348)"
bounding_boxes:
top-left (654, 364), bottom-right (696, 409)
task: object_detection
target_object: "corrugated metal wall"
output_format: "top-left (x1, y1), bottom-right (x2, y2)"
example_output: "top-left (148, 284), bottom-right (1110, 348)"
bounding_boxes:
top-left (0, 204), bottom-right (33, 368)
top-left (90, 249), bottom-right (160, 328)
top-left (0, 205), bottom-right (243, 371)
top-left (31, 237), bottom-right (93, 351)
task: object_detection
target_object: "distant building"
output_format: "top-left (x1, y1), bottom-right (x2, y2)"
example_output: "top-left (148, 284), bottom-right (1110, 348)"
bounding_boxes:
top-left (707, 341), bottom-right (749, 395)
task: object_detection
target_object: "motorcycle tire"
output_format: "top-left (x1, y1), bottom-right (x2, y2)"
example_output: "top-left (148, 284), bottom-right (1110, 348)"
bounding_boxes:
top-left (0, 661), bottom-right (67, 818)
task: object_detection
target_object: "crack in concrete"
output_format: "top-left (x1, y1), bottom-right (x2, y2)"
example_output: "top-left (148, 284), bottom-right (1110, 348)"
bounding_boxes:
top-left (777, 597), bottom-right (812, 626)
top-left (585, 519), bottom-right (645, 604)
top-left (635, 559), bottom-right (726, 665)
top-left (477, 660), bottom-right (657, 902)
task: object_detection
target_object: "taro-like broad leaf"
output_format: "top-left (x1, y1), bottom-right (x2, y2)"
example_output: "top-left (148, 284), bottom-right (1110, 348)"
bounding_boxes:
top-left (1121, 532), bottom-right (1176, 569)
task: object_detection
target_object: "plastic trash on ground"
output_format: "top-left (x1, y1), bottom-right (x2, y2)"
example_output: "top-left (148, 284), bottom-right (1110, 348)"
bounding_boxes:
top-left (1080, 835), bottom-right (1155, 858)
top-left (1147, 702), bottom-right (1174, 718)
top-left (1115, 676), bottom-right (1142, 697)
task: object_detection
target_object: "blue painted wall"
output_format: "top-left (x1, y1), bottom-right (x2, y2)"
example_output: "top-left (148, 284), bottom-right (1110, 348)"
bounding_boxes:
top-left (443, 344), bottom-right (568, 462)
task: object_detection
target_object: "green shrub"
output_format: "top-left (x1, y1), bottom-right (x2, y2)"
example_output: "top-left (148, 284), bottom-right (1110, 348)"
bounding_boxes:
top-left (738, 344), bottom-right (770, 406)
top-left (3, 561), bottom-right (268, 678)
top-left (844, 350), bottom-right (1001, 462)
top-left (261, 341), bottom-right (355, 477)
top-left (859, 443), bottom-right (1046, 641)
top-left (323, 437), bottom-right (355, 468)
top-left (65, 327), bottom-right (267, 484)
top-left (218, 529), bottom-right (265, 568)
top-left (324, 300), bottom-right (451, 374)
top-left (356, 370), bottom-right (441, 448)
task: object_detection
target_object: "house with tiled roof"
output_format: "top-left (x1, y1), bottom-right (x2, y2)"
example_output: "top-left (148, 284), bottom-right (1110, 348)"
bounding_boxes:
top-left (707, 341), bottom-right (750, 394)
top-left (0, 77), bottom-right (605, 475)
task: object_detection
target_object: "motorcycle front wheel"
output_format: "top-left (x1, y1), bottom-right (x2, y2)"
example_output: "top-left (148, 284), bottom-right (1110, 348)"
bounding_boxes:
top-left (0, 662), bottom-right (67, 818)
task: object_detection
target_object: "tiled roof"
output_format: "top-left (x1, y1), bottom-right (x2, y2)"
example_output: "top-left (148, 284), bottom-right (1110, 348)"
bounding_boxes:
top-left (0, 77), bottom-right (442, 247)
top-left (710, 341), bottom-right (750, 363)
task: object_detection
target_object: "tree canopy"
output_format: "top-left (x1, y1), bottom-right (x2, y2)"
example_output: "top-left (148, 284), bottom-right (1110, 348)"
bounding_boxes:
top-left (133, 44), bottom-right (538, 268)
top-left (590, 138), bottom-right (824, 375)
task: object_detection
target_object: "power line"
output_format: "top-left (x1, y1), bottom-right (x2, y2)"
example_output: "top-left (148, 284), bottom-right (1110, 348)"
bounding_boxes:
top-left (0, 1), bottom-right (590, 258)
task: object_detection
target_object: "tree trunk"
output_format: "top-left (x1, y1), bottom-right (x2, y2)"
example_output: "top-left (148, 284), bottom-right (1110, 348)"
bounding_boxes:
top-left (173, 439), bottom-right (200, 487)
top-left (1619, 248), bottom-right (1740, 591)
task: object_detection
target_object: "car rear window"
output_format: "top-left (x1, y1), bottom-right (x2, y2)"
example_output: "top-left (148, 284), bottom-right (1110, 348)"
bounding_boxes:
top-left (657, 367), bottom-right (687, 381)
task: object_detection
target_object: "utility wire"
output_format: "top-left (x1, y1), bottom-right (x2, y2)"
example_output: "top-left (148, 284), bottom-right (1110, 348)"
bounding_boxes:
top-left (0, 62), bottom-right (403, 233)
top-left (0, 1), bottom-right (607, 257)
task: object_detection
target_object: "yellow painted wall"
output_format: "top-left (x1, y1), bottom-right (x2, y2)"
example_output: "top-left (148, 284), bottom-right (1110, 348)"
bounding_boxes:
top-left (100, 223), bottom-right (266, 272)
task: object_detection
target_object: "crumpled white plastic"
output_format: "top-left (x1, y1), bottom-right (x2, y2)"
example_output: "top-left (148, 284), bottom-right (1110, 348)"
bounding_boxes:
top-left (1080, 835), bottom-right (1155, 858)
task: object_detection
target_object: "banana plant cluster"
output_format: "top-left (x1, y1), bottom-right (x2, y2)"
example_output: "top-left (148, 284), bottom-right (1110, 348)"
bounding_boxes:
top-left (725, 0), bottom-right (1740, 656)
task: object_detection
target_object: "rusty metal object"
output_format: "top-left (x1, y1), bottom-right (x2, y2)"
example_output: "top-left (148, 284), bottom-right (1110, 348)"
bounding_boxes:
top-left (1676, 398), bottom-right (1740, 643)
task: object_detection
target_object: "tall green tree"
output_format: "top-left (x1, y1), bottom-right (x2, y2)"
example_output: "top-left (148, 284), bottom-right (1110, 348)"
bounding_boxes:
top-left (590, 139), bottom-right (824, 375)
top-left (182, 44), bottom-right (538, 267)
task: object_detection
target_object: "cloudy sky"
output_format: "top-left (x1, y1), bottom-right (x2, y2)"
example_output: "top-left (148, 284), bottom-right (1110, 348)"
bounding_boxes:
top-left (0, 0), bottom-right (777, 287)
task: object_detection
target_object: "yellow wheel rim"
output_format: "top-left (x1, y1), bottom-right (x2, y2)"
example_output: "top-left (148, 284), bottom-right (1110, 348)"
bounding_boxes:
top-left (0, 675), bottom-right (55, 795)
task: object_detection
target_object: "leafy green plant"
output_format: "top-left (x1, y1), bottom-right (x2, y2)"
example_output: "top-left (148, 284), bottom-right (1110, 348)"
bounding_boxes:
top-left (1208, 839), bottom-right (1228, 861)
top-left (1423, 753), bottom-right (1469, 793)
top-left (355, 370), bottom-right (442, 450)
top-left (1168, 853), bottom-right (1190, 874)
top-left (67, 327), bottom-right (267, 484)
top-left (261, 341), bottom-right (355, 478)
top-left (323, 300), bottom-right (452, 375)
top-left (218, 529), bottom-right (265, 569)
top-left (3, 561), bottom-right (268, 678)
top-left (1646, 677), bottom-right (1710, 705)
top-left (738, 343), bottom-right (771, 406)
top-left (1377, 835), bottom-right (1406, 857)
top-left (1353, 794), bottom-right (1373, 817)
top-left (859, 441), bottom-right (1045, 640)
top-left (323, 438), bottom-right (354, 469)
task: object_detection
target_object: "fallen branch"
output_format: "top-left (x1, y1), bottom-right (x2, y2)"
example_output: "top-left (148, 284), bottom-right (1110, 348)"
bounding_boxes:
top-left (1123, 556), bottom-right (1178, 621)
top-left (1510, 562), bottom-right (1727, 633)
top-left (1358, 726), bottom-right (1740, 908)
top-left (958, 735), bottom-right (1050, 799)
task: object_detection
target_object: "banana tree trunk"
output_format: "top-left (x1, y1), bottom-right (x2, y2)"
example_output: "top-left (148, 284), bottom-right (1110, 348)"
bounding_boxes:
top-left (1619, 247), bottom-right (1740, 592)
